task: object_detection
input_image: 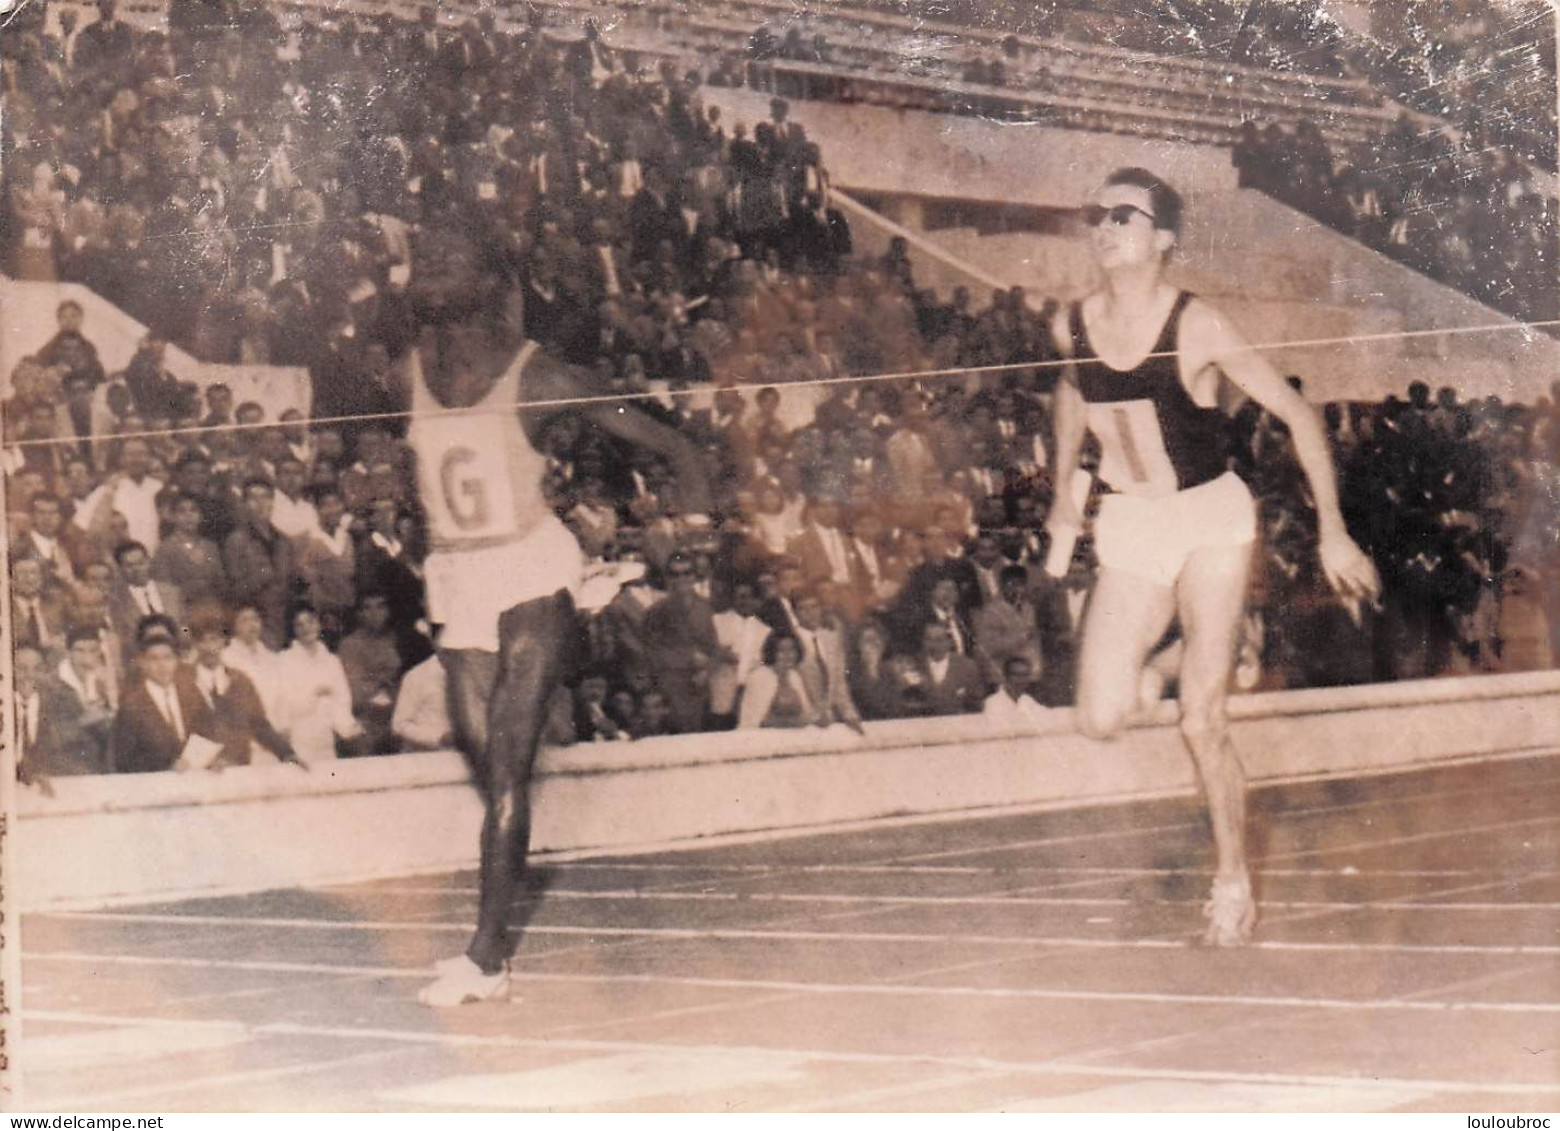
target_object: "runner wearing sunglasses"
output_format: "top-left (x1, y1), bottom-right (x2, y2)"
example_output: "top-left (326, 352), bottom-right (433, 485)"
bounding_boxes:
top-left (1046, 167), bottom-right (1379, 945)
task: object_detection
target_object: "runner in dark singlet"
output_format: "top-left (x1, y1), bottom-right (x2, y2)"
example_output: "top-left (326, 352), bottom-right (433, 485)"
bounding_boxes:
top-left (1047, 168), bottom-right (1380, 945)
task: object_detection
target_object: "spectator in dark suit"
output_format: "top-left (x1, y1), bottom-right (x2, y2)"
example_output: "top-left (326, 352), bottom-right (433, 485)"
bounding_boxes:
top-left (337, 590), bottom-right (405, 755)
top-left (913, 621), bottom-right (985, 716)
top-left (627, 171), bottom-right (686, 265)
top-left (74, 0), bottom-right (136, 76)
top-left (642, 552), bottom-right (722, 733)
top-left (36, 301), bottom-right (106, 389)
top-left (224, 479), bottom-right (299, 649)
top-left (171, 451), bottom-right (240, 544)
top-left (123, 336), bottom-right (192, 421)
top-left (14, 644), bottom-right (98, 785)
top-left (52, 374), bottom-right (105, 472)
top-left (12, 556), bottom-right (68, 660)
top-left (109, 540), bottom-right (184, 666)
top-left (187, 610), bottom-right (301, 768)
top-left (355, 497), bottom-right (423, 634)
top-left (18, 493), bottom-right (85, 592)
top-left (786, 496), bottom-right (859, 594)
top-left (111, 634), bottom-right (217, 774)
top-left (894, 573), bottom-right (976, 658)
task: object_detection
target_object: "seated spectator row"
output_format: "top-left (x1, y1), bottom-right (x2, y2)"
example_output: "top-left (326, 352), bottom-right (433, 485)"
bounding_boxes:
top-left (9, 269), bottom-right (1559, 785)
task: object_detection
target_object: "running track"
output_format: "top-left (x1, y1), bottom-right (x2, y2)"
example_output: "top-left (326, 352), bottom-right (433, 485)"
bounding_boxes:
top-left (17, 753), bottom-right (1560, 1111)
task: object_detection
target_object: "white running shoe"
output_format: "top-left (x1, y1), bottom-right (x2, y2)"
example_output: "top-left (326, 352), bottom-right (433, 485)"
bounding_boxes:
top-left (1202, 875), bottom-right (1257, 947)
top-left (418, 954), bottom-right (512, 1007)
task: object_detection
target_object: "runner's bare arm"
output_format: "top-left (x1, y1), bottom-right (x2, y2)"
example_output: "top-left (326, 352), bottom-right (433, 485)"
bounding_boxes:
top-left (1185, 301), bottom-right (1379, 601)
top-left (520, 349), bottom-right (715, 518)
top-left (1046, 305), bottom-right (1088, 532)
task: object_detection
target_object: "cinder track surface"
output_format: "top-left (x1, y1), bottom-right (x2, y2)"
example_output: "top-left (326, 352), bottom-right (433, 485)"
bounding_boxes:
top-left (18, 754), bottom-right (1560, 1111)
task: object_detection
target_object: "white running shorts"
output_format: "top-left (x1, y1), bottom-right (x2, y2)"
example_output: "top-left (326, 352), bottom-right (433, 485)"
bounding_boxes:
top-left (1093, 471), bottom-right (1257, 589)
top-left (423, 513), bottom-right (585, 652)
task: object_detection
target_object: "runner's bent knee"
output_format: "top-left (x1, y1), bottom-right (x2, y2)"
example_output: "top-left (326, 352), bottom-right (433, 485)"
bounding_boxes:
top-left (1076, 682), bottom-right (1133, 739)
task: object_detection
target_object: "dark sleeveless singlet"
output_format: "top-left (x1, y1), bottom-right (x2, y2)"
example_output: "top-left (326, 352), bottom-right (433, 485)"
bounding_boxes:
top-left (1067, 291), bottom-right (1230, 493)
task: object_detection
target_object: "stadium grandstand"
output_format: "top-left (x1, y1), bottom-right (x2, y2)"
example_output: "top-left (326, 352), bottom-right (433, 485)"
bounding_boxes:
top-left (3, 0), bottom-right (1559, 1110)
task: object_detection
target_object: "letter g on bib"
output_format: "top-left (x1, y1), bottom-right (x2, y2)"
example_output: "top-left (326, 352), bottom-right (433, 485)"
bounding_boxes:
top-left (440, 447), bottom-right (491, 530)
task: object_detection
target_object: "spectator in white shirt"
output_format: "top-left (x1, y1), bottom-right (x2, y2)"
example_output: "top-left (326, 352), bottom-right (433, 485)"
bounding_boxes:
top-left (274, 604), bottom-right (362, 764)
top-left (298, 487), bottom-right (357, 640)
top-left (57, 625), bottom-right (117, 761)
top-left (983, 656), bottom-right (1050, 729)
top-left (269, 456), bottom-right (319, 541)
top-left (75, 438), bottom-right (164, 553)
top-left (222, 603), bottom-right (283, 725)
top-left (392, 650), bottom-right (453, 752)
top-left (709, 580), bottom-right (769, 727)
top-left (279, 408), bottom-right (312, 466)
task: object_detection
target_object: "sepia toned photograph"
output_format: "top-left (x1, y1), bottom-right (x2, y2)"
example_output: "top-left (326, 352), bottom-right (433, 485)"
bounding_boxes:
top-left (0, 0), bottom-right (1556, 1113)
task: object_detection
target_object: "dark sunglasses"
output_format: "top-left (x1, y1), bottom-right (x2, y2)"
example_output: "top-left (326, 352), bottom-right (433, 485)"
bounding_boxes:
top-left (1083, 203), bottom-right (1157, 228)
top-left (666, 568), bottom-right (696, 579)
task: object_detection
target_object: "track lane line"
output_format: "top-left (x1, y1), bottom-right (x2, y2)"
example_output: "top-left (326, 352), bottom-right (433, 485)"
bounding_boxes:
top-left (22, 1009), bottom-right (1560, 1099)
top-left (24, 952), bottom-right (1560, 1015)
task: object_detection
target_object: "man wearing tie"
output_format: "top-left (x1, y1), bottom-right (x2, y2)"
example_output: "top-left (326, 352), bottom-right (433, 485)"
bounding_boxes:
top-left (111, 634), bottom-right (216, 774)
top-left (913, 621), bottom-right (985, 717)
top-left (110, 540), bottom-right (184, 664)
top-left (57, 626), bottom-right (118, 764)
top-left (845, 509), bottom-right (893, 614)
top-left (792, 591), bottom-right (863, 731)
top-left (969, 534), bottom-right (1009, 608)
top-left (14, 644), bottom-right (97, 784)
top-left (21, 492), bottom-right (84, 589)
top-left (11, 557), bottom-right (67, 659)
top-left (927, 576), bottom-right (976, 658)
top-left (787, 497), bottom-right (858, 594)
top-left (188, 612), bottom-right (301, 768)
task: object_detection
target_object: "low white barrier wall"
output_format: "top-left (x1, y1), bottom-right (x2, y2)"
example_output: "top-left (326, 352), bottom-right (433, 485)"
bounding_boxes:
top-left (16, 672), bottom-right (1559, 911)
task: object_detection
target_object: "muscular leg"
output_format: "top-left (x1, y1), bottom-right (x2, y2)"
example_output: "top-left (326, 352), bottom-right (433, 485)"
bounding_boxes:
top-left (1175, 541), bottom-right (1256, 944)
top-left (472, 590), bottom-right (577, 973)
top-left (1074, 567), bottom-right (1178, 739)
top-left (443, 649), bottom-right (498, 785)
top-left (442, 591), bottom-right (577, 976)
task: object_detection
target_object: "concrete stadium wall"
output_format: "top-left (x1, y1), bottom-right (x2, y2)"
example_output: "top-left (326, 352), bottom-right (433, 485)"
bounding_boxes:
top-left (17, 671), bottom-right (1559, 911)
top-left (1, 278), bottom-right (201, 393)
top-left (704, 88), bottom-right (1557, 403)
top-left (701, 86), bottom-right (1241, 210)
top-left (831, 192), bottom-right (1010, 302)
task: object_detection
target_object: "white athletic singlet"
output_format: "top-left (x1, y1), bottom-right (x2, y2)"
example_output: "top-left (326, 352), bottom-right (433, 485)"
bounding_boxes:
top-left (407, 342), bottom-right (584, 652)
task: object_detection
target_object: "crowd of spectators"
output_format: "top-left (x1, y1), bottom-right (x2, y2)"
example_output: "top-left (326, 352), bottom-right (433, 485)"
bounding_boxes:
top-left (4, 1), bottom-right (1558, 790)
top-left (1233, 114), bottom-right (1559, 323)
top-left (2, 0), bottom-right (848, 374)
top-left (1236, 377), bottom-right (1560, 692)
